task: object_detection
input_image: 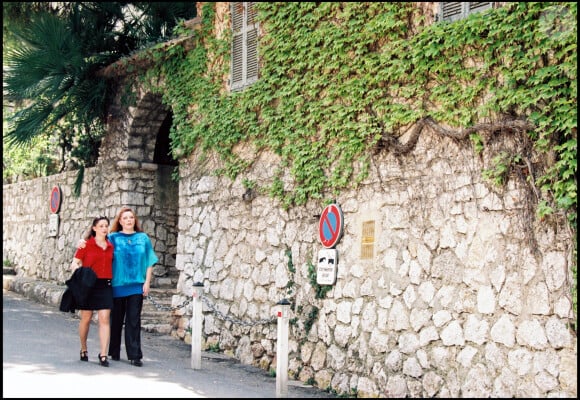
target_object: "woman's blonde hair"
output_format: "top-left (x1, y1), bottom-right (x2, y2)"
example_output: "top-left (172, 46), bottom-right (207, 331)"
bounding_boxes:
top-left (110, 206), bottom-right (142, 233)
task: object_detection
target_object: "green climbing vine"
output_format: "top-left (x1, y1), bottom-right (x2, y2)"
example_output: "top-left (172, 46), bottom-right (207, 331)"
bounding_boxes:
top-left (140, 2), bottom-right (576, 317)
top-left (307, 260), bottom-right (333, 300)
top-left (285, 247), bottom-right (327, 340)
top-left (142, 3), bottom-right (575, 225)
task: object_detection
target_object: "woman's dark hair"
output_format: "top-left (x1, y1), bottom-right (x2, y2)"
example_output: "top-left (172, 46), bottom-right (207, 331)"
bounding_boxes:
top-left (89, 216), bottom-right (110, 237)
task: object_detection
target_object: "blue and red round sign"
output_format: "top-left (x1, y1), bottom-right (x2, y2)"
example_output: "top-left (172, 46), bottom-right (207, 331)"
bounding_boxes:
top-left (318, 203), bottom-right (344, 248)
top-left (49, 186), bottom-right (61, 214)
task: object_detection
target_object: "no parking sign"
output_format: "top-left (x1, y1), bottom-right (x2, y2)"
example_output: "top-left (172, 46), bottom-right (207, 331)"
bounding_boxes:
top-left (318, 203), bottom-right (344, 249)
top-left (49, 185), bottom-right (61, 214)
top-left (48, 185), bottom-right (61, 237)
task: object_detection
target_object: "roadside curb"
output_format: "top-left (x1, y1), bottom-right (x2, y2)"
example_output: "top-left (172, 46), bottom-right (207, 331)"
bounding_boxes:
top-left (3, 275), bottom-right (65, 308)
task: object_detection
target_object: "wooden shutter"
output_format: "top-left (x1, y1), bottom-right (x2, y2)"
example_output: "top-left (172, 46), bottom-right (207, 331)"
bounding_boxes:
top-left (231, 2), bottom-right (259, 91)
top-left (246, 3), bottom-right (258, 85)
top-left (440, 2), bottom-right (464, 22)
top-left (440, 2), bottom-right (493, 22)
top-left (231, 3), bottom-right (245, 87)
top-left (467, 2), bottom-right (493, 14)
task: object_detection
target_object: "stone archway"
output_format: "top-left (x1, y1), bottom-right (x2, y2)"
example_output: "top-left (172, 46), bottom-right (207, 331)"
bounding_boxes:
top-left (97, 82), bottom-right (180, 332)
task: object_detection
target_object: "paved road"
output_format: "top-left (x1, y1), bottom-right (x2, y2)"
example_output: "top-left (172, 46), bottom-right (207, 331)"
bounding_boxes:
top-left (3, 289), bottom-right (337, 398)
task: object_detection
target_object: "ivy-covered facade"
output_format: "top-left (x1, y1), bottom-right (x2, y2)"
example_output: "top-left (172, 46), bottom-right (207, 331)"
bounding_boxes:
top-left (129, 2), bottom-right (576, 396)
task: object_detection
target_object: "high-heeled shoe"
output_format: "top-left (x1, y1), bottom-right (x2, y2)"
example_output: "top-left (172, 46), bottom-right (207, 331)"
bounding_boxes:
top-left (80, 350), bottom-right (88, 362)
top-left (98, 353), bottom-right (109, 367)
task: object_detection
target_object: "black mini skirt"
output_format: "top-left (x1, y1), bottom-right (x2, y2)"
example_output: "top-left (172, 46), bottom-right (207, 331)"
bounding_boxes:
top-left (78, 278), bottom-right (113, 310)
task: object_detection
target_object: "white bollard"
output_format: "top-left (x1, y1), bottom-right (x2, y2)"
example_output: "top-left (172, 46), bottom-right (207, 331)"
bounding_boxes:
top-left (276, 299), bottom-right (291, 398)
top-left (191, 282), bottom-right (204, 370)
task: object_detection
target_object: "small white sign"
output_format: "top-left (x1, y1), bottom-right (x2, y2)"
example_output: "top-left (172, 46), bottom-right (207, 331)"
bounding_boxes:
top-left (48, 214), bottom-right (59, 237)
top-left (317, 248), bottom-right (338, 285)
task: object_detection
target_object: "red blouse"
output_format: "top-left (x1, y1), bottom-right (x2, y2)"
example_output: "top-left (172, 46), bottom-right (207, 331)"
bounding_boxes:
top-left (74, 237), bottom-right (114, 279)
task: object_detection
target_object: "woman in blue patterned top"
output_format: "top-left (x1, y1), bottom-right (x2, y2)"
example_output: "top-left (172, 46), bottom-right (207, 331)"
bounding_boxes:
top-left (107, 206), bottom-right (158, 367)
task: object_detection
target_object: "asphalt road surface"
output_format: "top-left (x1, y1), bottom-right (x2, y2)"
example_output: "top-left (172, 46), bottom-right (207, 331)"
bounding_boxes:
top-left (3, 289), bottom-right (337, 398)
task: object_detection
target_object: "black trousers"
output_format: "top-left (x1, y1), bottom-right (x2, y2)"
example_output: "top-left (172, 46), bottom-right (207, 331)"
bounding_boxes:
top-left (109, 294), bottom-right (143, 360)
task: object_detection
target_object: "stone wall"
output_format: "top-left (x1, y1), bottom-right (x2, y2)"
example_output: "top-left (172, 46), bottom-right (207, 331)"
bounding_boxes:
top-left (2, 82), bottom-right (179, 288)
top-left (3, 128), bottom-right (577, 398)
top-left (170, 131), bottom-right (576, 397)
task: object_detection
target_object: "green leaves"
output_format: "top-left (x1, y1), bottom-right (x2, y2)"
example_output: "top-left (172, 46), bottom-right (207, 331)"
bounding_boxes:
top-left (4, 2), bottom-right (198, 186)
top-left (146, 2), bottom-right (576, 233)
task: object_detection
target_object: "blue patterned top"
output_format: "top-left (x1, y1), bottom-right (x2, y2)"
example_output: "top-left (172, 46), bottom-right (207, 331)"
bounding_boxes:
top-left (108, 231), bottom-right (158, 297)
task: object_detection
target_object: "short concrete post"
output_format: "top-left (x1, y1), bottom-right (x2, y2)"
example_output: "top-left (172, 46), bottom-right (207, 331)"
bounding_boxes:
top-left (191, 282), bottom-right (204, 370)
top-left (276, 298), bottom-right (291, 398)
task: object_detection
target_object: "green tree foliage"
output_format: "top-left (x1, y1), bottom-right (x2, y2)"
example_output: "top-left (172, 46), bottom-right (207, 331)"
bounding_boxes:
top-left (3, 2), bottom-right (58, 55)
top-left (2, 2), bottom-right (197, 187)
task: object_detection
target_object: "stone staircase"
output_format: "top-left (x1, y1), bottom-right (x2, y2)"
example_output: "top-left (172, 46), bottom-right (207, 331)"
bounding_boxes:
top-left (141, 287), bottom-right (179, 335)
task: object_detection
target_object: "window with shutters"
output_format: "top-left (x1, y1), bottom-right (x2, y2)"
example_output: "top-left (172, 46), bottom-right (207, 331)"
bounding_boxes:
top-left (231, 2), bottom-right (259, 92)
top-left (438, 2), bottom-right (494, 22)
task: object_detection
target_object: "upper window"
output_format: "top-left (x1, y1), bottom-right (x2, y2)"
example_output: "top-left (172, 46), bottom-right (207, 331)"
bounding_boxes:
top-left (438, 2), bottom-right (494, 22)
top-left (231, 2), bottom-right (259, 91)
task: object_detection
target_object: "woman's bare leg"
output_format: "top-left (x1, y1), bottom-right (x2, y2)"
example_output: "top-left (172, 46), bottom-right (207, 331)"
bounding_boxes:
top-left (97, 309), bottom-right (111, 357)
top-left (79, 310), bottom-right (93, 353)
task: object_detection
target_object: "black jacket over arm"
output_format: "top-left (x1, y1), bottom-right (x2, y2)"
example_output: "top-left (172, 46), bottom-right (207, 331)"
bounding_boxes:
top-left (59, 267), bottom-right (97, 313)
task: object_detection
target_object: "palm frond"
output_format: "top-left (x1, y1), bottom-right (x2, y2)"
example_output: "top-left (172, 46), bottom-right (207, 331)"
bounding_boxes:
top-left (4, 12), bottom-right (83, 102)
top-left (4, 101), bottom-right (55, 147)
top-left (4, 2), bottom-right (197, 180)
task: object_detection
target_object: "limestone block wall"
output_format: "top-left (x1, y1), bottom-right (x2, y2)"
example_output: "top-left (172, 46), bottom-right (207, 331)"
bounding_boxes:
top-left (3, 124), bottom-right (576, 396)
top-left (96, 80), bottom-right (179, 284)
top-left (2, 162), bottom-right (177, 287)
top-left (2, 77), bottom-right (576, 398)
top-left (3, 167), bottom-right (110, 283)
top-left (173, 132), bottom-right (576, 397)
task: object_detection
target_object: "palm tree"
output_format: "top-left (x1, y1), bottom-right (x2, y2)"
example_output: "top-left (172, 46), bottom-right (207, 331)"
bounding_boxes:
top-left (3, 2), bottom-right (197, 190)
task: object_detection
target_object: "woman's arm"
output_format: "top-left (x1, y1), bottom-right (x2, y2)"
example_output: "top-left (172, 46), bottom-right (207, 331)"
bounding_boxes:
top-left (143, 267), bottom-right (153, 296)
top-left (70, 257), bottom-right (82, 271)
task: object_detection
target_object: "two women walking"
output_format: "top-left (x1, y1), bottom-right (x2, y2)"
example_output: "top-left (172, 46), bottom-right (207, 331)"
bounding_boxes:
top-left (68, 206), bottom-right (158, 367)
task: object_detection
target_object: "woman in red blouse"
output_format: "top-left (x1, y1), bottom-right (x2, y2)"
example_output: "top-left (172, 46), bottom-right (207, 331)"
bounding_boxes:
top-left (71, 216), bottom-right (114, 367)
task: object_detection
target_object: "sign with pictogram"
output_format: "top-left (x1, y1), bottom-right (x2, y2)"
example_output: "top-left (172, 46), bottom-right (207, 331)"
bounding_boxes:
top-left (317, 248), bottom-right (338, 285)
top-left (49, 185), bottom-right (61, 214)
top-left (48, 214), bottom-right (59, 237)
top-left (318, 203), bottom-right (344, 248)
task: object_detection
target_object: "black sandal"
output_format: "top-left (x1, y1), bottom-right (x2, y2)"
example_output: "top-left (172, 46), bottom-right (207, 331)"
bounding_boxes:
top-left (98, 353), bottom-right (109, 367)
top-left (80, 350), bottom-right (88, 362)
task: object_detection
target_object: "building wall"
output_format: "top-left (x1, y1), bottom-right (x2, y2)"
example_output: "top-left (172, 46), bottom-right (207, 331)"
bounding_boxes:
top-left (169, 3), bottom-right (577, 396)
top-left (170, 132), bottom-right (576, 397)
top-left (3, 3), bottom-right (576, 397)
top-left (3, 93), bottom-right (576, 399)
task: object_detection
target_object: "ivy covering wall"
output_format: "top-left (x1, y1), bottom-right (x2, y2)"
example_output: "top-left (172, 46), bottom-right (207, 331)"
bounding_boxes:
top-left (144, 2), bottom-right (575, 219)
top-left (141, 2), bottom-right (576, 313)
